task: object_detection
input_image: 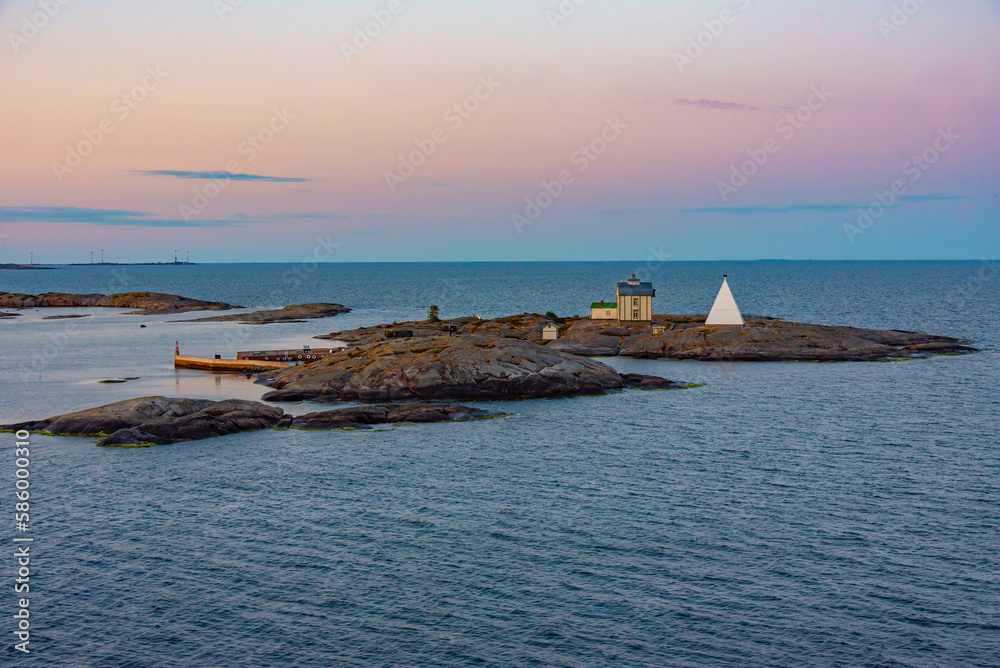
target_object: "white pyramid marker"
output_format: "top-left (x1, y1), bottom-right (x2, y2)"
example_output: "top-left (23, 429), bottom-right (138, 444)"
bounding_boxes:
top-left (705, 275), bottom-right (745, 326)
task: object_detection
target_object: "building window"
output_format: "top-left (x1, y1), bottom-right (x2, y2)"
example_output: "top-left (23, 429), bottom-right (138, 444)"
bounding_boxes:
top-left (633, 298), bottom-right (639, 307)
top-left (633, 310), bottom-right (639, 319)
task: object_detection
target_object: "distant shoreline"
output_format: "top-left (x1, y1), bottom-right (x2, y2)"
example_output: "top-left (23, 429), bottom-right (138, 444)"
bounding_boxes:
top-left (1, 262), bottom-right (196, 269)
top-left (0, 259), bottom-right (989, 268)
top-left (64, 262), bottom-right (197, 267)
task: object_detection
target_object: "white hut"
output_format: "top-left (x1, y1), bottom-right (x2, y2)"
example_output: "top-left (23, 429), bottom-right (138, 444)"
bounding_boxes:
top-left (542, 324), bottom-right (560, 340)
top-left (705, 275), bottom-right (745, 326)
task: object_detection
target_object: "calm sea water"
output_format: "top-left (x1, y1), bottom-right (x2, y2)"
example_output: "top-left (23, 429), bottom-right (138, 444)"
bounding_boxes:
top-left (1, 262), bottom-right (998, 667)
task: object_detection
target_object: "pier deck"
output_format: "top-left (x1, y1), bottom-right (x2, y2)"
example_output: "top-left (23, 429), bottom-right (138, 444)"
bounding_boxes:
top-left (174, 355), bottom-right (291, 372)
top-left (237, 347), bottom-right (340, 363)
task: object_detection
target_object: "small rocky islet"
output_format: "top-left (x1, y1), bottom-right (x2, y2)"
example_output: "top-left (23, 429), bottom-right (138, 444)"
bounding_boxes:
top-left (0, 291), bottom-right (351, 323)
top-left (3, 397), bottom-right (507, 448)
top-left (0, 291), bottom-right (240, 315)
top-left (175, 303), bottom-right (351, 324)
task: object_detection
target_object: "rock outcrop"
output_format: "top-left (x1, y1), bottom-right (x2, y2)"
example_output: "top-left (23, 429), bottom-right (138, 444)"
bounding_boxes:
top-left (0, 291), bottom-right (240, 315)
top-left (262, 310), bottom-right (974, 403)
top-left (261, 320), bottom-right (684, 403)
top-left (547, 315), bottom-right (977, 362)
top-left (3, 397), bottom-right (284, 447)
top-left (177, 303), bottom-right (351, 324)
top-left (0, 311), bottom-right (19, 319)
top-left (2, 397), bottom-right (509, 447)
top-left (290, 404), bottom-right (505, 430)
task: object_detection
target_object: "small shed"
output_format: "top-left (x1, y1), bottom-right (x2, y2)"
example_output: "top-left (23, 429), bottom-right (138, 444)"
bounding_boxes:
top-left (542, 324), bottom-right (560, 341)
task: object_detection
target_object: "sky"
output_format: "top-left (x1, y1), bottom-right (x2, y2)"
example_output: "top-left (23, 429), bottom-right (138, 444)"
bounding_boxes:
top-left (1, 0), bottom-right (998, 263)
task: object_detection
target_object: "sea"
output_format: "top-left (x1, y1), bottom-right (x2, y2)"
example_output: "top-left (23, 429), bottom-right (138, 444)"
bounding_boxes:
top-left (1, 261), bottom-right (998, 667)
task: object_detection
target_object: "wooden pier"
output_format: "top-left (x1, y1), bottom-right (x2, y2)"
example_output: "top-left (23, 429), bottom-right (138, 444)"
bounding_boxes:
top-left (174, 354), bottom-right (291, 372)
top-left (172, 344), bottom-right (340, 373)
top-left (236, 347), bottom-right (341, 363)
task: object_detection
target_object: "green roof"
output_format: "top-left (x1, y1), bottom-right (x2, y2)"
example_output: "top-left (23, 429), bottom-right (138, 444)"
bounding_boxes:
top-left (591, 301), bottom-right (618, 309)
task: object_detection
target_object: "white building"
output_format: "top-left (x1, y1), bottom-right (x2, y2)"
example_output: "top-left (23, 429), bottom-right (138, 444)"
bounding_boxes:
top-left (590, 300), bottom-right (618, 320)
top-left (542, 324), bottom-right (560, 340)
top-left (705, 275), bottom-right (745, 326)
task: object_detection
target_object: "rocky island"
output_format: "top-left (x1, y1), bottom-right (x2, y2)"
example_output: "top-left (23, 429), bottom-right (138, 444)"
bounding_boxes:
top-left (3, 396), bottom-right (507, 447)
top-left (0, 291), bottom-right (241, 315)
top-left (254, 311), bottom-right (974, 404)
top-left (176, 303), bottom-right (351, 324)
top-left (258, 314), bottom-right (687, 403)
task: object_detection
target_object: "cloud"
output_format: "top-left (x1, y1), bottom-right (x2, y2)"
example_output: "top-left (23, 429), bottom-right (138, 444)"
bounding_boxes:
top-left (900, 195), bottom-right (970, 203)
top-left (684, 204), bottom-right (858, 215)
top-left (0, 206), bottom-right (371, 227)
top-left (673, 98), bottom-right (786, 112)
top-left (133, 170), bottom-right (311, 183)
top-left (685, 196), bottom-right (970, 216)
top-left (1, 206), bottom-right (255, 227)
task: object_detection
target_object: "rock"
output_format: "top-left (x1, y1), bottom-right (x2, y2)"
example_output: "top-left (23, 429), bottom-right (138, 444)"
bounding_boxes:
top-left (0, 311), bottom-right (20, 319)
top-left (98, 429), bottom-right (174, 447)
top-left (547, 315), bottom-right (977, 362)
top-left (43, 314), bottom-right (92, 320)
top-left (0, 291), bottom-right (240, 315)
top-left (290, 404), bottom-right (507, 430)
top-left (176, 303), bottom-right (351, 324)
top-left (2, 396), bottom-right (512, 447)
top-left (620, 373), bottom-right (687, 389)
top-left (3, 396), bottom-right (285, 446)
top-left (262, 325), bottom-right (681, 403)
